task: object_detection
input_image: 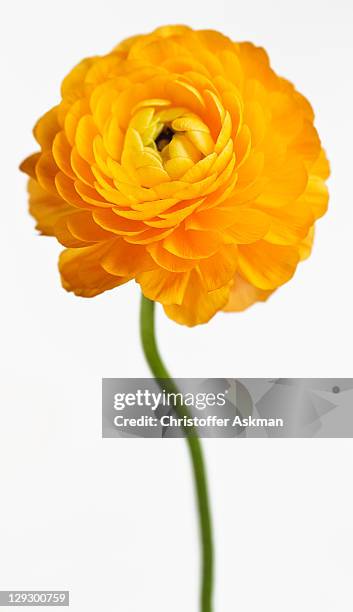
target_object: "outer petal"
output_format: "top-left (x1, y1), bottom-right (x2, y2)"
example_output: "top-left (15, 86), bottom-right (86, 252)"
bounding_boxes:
top-left (137, 268), bottom-right (191, 305)
top-left (223, 273), bottom-right (273, 312)
top-left (20, 153), bottom-right (41, 179)
top-left (255, 157), bottom-right (308, 208)
top-left (298, 226), bottom-right (314, 261)
top-left (59, 243), bottom-right (128, 297)
top-left (263, 199), bottom-right (314, 245)
top-left (238, 241), bottom-right (300, 290)
top-left (33, 107), bottom-right (61, 149)
top-left (66, 211), bottom-right (115, 243)
top-left (164, 271), bottom-right (231, 326)
top-left (197, 244), bottom-right (238, 291)
top-left (61, 57), bottom-right (97, 100)
top-left (27, 179), bottom-right (74, 236)
top-left (311, 149), bottom-right (330, 180)
top-left (296, 176), bottom-right (329, 221)
top-left (163, 226), bottom-right (224, 259)
top-left (147, 241), bottom-right (197, 272)
top-left (101, 239), bottom-right (155, 276)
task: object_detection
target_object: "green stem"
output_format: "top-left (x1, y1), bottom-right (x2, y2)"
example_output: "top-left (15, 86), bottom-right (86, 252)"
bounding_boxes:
top-left (140, 295), bottom-right (214, 612)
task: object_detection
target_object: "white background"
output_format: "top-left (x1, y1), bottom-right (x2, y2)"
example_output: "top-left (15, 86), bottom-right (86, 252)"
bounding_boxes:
top-left (1, 0), bottom-right (353, 610)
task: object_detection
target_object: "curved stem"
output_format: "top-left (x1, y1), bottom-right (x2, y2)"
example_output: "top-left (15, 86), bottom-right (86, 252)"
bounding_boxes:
top-left (140, 295), bottom-right (214, 612)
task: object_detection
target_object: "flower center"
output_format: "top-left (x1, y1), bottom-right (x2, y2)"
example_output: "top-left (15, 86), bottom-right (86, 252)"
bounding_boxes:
top-left (155, 126), bottom-right (175, 151)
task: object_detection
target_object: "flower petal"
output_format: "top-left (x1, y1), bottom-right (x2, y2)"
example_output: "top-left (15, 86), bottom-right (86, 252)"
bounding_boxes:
top-left (27, 179), bottom-right (73, 236)
top-left (59, 243), bottom-right (128, 297)
top-left (164, 271), bottom-right (231, 326)
top-left (163, 226), bottom-right (223, 259)
top-left (223, 273), bottom-right (273, 311)
top-left (137, 268), bottom-right (191, 305)
top-left (197, 244), bottom-right (238, 291)
top-left (101, 239), bottom-right (155, 276)
top-left (238, 241), bottom-right (300, 290)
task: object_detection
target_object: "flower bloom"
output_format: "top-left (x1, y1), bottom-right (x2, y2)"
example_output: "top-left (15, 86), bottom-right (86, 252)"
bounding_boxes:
top-left (21, 25), bottom-right (329, 325)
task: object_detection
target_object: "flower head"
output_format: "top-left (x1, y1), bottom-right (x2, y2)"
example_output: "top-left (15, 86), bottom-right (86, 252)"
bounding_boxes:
top-left (21, 25), bottom-right (329, 325)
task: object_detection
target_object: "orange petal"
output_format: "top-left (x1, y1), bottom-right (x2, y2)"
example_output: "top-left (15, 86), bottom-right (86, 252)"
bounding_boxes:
top-left (61, 57), bottom-right (96, 100)
top-left (52, 216), bottom-right (85, 247)
top-left (263, 199), bottom-right (314, 245)
top-left (238, 241), bottom-right (300, 290)
top-left (296, 176), bottom-right (329, 220)
top-left (298, 226), bottom-right (314, 261)
top-left (223, 273), bottom-right (273, 312)
top-left (256, 157), bottom-right (308, 208)
top-left (71, 147), bottom-right (96, 186)
top-left (137, 268), bottom-right (191, 305)
top-left (55, 172), bottom-right (90, 209)
top-left (27, 179), bottom-right (73, 236)
top-left (64, 99), bottom-right (91, 146)
top-left (67, 211), bottom-right (115, 242)
top-left (33, 107), bottom-right (60, 149)
top-left (197, 244), bottom-right (238, 291)
top-left (164, 270), bottom-right (231, 326)
top-left (101, 239), bottom-right (155, 276)
top-left (93, 209), bottom-right (146, 235)
top-left (75, 115), bottom-right (98, 164)
top-left (311, 149), bottom-right (330, 180)
top-left (224, 207), bottom-right (270, 244)
top-left (190, 206), bottom-right (270, 244)
top-left (186, 207), bottom-right (238, 231)
top-left (35, 151), bottom-right (59, 195)
top-left (52, 131), bottom-right (76, 179)
top-left (59, 243), bottom-right (127, 297)
top-left (289, 120), bottom-right (321, 168)
top-left (147, 242), bottom-right (196, 272)
top-left (163, 226), bottom-right (223, 259)
top-left (20, 153), bottom-right (41, 179)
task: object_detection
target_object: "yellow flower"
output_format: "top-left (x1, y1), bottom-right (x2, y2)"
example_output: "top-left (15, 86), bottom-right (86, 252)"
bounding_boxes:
top-left (21, 25), bottom-right (329, 326)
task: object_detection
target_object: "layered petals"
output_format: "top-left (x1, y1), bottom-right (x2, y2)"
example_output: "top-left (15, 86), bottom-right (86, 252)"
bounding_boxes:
top-left (21, 25), bottom-right (329, 325)
top-left (164, 271), bottom-right (231, 326)
top-left (59, 243), bottom-right (128, 297)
